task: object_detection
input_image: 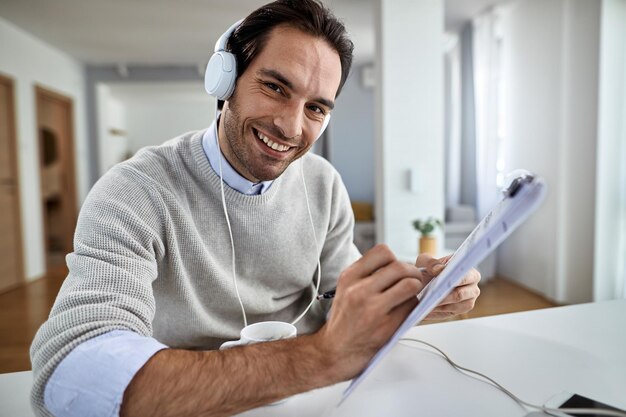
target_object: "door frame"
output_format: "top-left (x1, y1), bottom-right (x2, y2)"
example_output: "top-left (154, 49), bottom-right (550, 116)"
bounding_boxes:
top-left (35, 85), bottom-right (78, 272)
top-left (0, 73), bottom-right (24, 292)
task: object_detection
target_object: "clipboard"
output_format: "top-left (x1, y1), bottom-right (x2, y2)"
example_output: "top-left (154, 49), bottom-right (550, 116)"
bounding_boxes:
top-left (339, 171), bottom-right (547, 405)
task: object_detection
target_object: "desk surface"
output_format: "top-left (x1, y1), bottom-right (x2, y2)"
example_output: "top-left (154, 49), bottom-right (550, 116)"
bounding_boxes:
top-left (2, 300), bottom-right (625, 417)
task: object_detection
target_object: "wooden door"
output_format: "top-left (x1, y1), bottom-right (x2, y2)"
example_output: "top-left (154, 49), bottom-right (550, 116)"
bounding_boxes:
top-left (0, 74), bottom-right (24, 293)
top-left (36, 87), bottom-right (77, 270)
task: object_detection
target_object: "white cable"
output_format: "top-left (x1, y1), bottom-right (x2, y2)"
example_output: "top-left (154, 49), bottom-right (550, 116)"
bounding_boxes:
top-left (214, 112), bottom-right (319, 329)
top-left (215, 112), bottom-right (248, 328)
top-left (399, 338), bottom-right (626, 417)
top-left (290, 159), bottom-right (322, 326)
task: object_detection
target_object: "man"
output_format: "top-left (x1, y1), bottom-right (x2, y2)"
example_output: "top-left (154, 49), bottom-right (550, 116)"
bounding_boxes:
top-left (31, 1), bottom-right (480, 416)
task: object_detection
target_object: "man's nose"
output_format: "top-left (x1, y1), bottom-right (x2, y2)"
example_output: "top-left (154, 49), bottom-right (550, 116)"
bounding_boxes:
top-left (274, 103), bottom-right (304, 140)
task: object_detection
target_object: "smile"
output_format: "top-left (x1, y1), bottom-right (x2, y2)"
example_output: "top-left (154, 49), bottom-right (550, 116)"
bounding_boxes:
top-left (255, 130), bottom-right (292, 152)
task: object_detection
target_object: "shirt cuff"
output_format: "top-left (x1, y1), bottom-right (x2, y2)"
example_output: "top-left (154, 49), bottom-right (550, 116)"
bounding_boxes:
top-left (44, 330), bottom-right (168, 417)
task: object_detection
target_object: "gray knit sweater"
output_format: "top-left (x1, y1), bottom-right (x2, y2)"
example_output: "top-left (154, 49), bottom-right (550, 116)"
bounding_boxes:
top-left (30, 129), bottom-right (361, 416)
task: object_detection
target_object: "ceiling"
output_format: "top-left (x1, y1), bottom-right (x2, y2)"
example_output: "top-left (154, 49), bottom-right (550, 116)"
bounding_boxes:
top-left (0, 0), bottom-right (509, 67)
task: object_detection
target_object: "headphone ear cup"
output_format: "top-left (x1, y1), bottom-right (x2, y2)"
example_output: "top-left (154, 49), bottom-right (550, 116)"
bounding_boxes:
top-left (205, 51), bottom-right (238, 101)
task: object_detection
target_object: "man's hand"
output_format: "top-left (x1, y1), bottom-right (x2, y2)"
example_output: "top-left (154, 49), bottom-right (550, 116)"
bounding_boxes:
top-left (122, 244), bottom-right (428, 417)
top-left (416, 253), bottom-right (481, 320)
top-left (313, 244), bottom-right (427, 381)
top-left (120, 247), bottom-right (477, 417)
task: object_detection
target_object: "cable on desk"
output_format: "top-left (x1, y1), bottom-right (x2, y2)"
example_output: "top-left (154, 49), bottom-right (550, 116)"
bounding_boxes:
top-left (399, 338), bottom-right (626, 417)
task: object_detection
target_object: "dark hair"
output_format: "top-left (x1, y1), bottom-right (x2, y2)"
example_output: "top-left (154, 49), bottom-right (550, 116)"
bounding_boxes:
top-left (229, 0), bottom-right (354, 97)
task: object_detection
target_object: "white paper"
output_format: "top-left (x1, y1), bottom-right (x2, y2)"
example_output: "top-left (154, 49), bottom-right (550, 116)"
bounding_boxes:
top-left (338, 177), bottom-right (547, 405)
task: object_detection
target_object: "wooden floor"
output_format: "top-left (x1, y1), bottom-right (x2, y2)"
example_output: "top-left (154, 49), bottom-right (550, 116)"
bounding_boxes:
top-left (0, 266), bottom-right (67, 374)
top-left (464, 277), bottom-right (558, 319)
top-left (0, 272), bottom-right (556, 374)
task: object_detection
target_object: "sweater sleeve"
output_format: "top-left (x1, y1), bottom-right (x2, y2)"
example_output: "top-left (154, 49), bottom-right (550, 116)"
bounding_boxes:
top-left (44, 330), bottom-right (167, 417)
top-left (30, 166), bottom-right (167, 417)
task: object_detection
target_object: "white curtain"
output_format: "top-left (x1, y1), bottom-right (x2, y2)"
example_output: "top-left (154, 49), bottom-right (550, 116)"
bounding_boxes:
top-left (444, 34), bottom-right (461, 207)
top-left (616, 176), bottom-right (626, 299)
top-left (444, 10), bottom-right (505, 281)
top-left (614, 98), bottom-right (626, 299)
top-left (472, 10), bottom-right (503, 220)
top-left (593, 0), bottom-right (626, 301)
top-left (470, 9), bottom-right (505, 280)
top-left (615, 69), bottom-right (626, 299)
top-left (608, 121), bottom-right (626, 300)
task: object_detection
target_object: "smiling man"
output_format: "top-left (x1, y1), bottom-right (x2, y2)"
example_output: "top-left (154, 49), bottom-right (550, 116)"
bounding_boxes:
top-left (30, 1), bottom-right (480, 417)
top-left (220, 26), bottom-right (340, 182)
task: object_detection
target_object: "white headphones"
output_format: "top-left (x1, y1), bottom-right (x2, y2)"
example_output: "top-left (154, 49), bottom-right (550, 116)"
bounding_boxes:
top-left (204, 19), bottom-right (242, 101)
top-left (204, 19), bottom-right (331, 140)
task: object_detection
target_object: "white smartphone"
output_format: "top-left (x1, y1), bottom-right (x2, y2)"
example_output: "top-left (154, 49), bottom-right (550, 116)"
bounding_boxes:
top-left (543, 391), bottom-right (626, 417)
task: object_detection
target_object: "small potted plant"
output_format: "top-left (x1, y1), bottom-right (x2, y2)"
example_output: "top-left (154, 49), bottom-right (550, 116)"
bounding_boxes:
top-left (412, 217), bottom-right (443, 255)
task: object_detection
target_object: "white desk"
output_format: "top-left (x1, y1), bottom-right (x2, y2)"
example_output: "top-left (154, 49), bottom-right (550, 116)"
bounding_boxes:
top-left (0, 370), bottom-right (32, 417)
top-left (2, 300), bottom-right (625, 417)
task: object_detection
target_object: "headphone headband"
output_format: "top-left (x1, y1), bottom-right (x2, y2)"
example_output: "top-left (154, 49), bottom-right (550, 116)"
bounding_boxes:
top-left (214, 19), bottom-right (243, 53)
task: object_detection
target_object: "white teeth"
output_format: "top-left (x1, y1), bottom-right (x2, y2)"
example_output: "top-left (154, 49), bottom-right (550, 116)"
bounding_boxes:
top-left (256, 131), bottom-right (290, 152)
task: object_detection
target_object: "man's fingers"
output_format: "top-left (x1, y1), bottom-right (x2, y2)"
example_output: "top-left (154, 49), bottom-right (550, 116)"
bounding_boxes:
top-left (339, 244), bottom-right (396, 286)
top-left (431, 297), bottom-right (476, 314)
top-left (456, 268), bottom-right (481, 286)
top-left (350, 262), bottom-right (424, 312)
top-left (391, 296), bottom-right (419, 322)
top-left (425, 309), bottom-right (457, 320)
top-left (377, 277), bottom-right (423, 312)
top-left (415, 253), bottom-right (435, 269)
top-left (415, 253), bottom-right (453, 283)
top-left (436, 283), bottom-right (481, 306)
top-left (416, 253), bottom-right (451, 268)
top-left (439, 254), bottom-right (453, 264)
top-left (368, 262), bottom-right (425, 293)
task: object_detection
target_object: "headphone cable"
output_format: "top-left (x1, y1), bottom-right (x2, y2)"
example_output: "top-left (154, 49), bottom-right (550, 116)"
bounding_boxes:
top-left (214, 113), bottom-right (322, 329)
top-left (216, 110), bottom-right (248, 328)
top-left (291, 159), bottom-right (322, 326)
top-left (400, 337), bottom-right (626, 417)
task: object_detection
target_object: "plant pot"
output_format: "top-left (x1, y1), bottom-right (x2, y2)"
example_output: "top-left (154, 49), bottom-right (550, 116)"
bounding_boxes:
top-left (419, 236), bottom-right (437, 256)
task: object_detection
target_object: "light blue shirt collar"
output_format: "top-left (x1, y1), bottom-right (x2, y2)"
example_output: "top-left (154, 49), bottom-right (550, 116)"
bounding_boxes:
top-left (202, 120), bottom-right (273, 195)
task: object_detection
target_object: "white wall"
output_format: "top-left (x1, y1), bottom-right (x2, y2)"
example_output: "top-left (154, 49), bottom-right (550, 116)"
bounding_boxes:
top-left (594, 0), bottom-right (626, 301)
top-left (0, 17), bottom-right (88, 281)
top-left (97, 84), bottom-right (128, 175)
top-left (497, 0), bottom-right (601, 303)
top-left (125, 97), bottom-right (213, 154)
top-left (102, 83), bottom-right (214, 159)
top-left (374, 0), bottom-right (445, 260)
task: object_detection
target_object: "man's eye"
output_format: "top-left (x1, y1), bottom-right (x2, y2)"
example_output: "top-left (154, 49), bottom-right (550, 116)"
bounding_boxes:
top-left (265, 83), bottom-right (282, 93)
top-left (308, 105), bottom-right (326, 115)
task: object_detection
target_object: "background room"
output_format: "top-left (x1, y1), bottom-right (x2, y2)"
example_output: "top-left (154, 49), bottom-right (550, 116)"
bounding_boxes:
top-left (0, 0), bottom-right (625, 375)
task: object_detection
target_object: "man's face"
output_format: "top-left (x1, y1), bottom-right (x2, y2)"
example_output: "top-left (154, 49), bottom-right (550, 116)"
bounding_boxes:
top-left (218, 25), bottom-right (342, 182)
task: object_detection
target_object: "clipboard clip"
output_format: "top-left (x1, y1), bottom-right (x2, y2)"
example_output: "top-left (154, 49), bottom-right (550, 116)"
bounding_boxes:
top-left (502, 169), bottom-right (535, 198)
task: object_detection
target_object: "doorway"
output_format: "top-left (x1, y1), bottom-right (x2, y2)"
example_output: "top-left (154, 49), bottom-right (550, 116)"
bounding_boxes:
top-left (36, 86), bottom-right (78, 271)
top-left (0, 74), bottom-right (24, 293)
